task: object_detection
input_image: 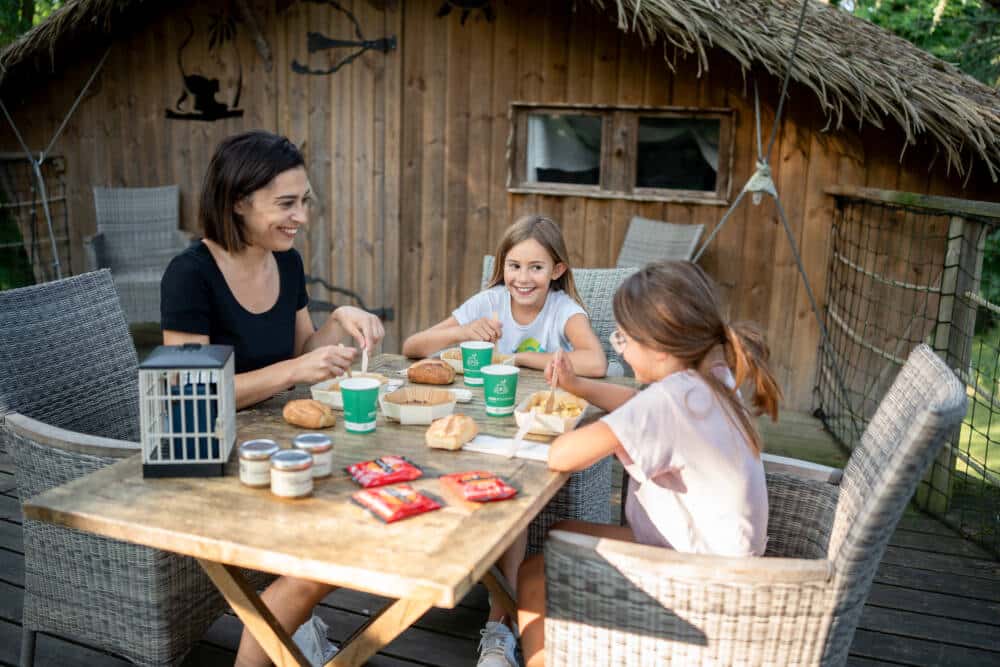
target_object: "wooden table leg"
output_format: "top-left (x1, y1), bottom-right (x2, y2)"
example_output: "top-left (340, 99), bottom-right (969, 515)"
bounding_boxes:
top-left (481, 566), bottom-right (517, 620)
top-left (197, 559), bottom-right (309, 667)
top-left (327, 597), bottom-right (433, 667)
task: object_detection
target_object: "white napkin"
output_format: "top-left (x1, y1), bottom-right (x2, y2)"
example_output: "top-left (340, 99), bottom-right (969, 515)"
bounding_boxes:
top-left (463, 435), bottom-right (550, 462)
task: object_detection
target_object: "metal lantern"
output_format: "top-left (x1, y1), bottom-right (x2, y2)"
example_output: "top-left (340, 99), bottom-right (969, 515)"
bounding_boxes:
top-left (138, 343), bottom-right (236, 477)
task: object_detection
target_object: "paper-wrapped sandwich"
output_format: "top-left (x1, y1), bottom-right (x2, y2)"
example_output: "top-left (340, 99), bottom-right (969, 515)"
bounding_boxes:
top-left (425, 414), bottom-right (478, 450)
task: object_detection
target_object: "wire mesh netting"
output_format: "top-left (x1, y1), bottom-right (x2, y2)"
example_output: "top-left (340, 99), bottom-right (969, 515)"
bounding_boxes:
top-left (0, 155), bottom-right (70, 287)
top-left (817, 193), bottom-right (1000, 557)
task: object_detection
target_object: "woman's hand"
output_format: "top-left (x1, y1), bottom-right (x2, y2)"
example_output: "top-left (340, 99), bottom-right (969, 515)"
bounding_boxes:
top-left (333, 306), bottom-right (385, 351)
top-left (294, 344), bottom-right (357, 384)
top-left (545, 352), bottom-right (580, 395)
top-left (461, 317), bottom-right (502, 343)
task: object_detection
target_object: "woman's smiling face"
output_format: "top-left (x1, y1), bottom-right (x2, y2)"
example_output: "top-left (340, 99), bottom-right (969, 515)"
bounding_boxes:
top-left (235, 166), bottom-right (312, 252)
top-left (503, 238), bottom-right (565, 310)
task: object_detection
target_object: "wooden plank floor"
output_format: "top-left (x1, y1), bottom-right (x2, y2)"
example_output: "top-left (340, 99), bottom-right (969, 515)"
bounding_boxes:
top-left (2, 412), bottom-right (999, 667)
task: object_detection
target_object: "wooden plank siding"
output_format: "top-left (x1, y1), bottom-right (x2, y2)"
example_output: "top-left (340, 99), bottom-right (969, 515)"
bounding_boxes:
top-left (2, 0), bottom-right (999, 412)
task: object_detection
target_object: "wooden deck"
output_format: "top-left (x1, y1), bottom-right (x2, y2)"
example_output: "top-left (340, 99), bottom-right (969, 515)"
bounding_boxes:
top-left (1, 411), bottom-right (998, 666)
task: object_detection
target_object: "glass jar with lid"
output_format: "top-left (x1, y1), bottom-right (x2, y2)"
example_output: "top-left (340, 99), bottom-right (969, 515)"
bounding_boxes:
top-left (270, 449), bottom-right (314, 498)
top-left (293, 433), bottom-right (333, 478)
top-left (238, 439), bottom-right (280, 488)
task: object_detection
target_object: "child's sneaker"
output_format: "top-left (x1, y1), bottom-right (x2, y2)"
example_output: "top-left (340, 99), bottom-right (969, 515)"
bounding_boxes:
top-left (477, 621), bottom-right (519, 667)
top-left (292, 614), bottom-right (339, 666)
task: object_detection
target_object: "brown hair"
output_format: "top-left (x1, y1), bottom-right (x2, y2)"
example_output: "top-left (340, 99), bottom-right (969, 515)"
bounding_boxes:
top-left (486, 215), bottom-right (584, 307)
top-left (612, 260), bottom-right (781, 455)
top-left (200, 131), bottom-right (306, 252)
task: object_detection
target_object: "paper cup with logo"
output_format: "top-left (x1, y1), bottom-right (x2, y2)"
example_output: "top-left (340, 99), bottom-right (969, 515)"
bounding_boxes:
top-left (340, 377), bottom-right (380, 434)
top-left (482, 364), bottom-right (520, 417)
top-left (461, 341), bottom-right (495, 386)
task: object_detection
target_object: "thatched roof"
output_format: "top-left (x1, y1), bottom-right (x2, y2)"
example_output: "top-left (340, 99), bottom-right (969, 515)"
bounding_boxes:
top-left (3, 0), bottom-right (999, 181)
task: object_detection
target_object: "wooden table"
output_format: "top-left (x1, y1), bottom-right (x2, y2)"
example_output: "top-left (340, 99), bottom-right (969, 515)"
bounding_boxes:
top-left (23, 354), bottom-right (600, 667)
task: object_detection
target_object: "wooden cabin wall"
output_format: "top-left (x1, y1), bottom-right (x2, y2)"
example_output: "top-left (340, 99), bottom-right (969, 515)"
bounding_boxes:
top-left (0, 0), bottom-right (403, 350)
top-left (2, 0), bottom-right (998, 409)
top-left (396, 0), bottom-right (998, 411)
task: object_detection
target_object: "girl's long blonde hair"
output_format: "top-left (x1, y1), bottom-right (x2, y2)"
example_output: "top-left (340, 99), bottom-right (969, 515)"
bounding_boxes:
top-left (486, 215), bottom-right (584, 308)
top-left (612, 261), bottom-right (781, 456)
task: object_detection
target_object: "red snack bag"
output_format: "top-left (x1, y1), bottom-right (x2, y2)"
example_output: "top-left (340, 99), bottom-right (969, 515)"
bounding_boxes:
top-left (346, 456), bottom-right (423, 488)
top-left (440, 471), bottom-right (517, 503)
top-left (352, 485), bottom-right (442, 523)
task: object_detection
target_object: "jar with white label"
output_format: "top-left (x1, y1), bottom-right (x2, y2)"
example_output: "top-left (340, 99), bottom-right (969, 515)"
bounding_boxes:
top-left (293, 433), bottom-right (333, 478)
top-left (238, 439), bottom-right (280, 488)
top-left (270, 449), bottom-right (314, 498)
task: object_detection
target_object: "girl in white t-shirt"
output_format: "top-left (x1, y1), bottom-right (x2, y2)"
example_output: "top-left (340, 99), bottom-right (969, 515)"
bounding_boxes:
top-left (515, 260), bottom-right (782, 667)
top-left (402, 215), bottom-right (608, 377)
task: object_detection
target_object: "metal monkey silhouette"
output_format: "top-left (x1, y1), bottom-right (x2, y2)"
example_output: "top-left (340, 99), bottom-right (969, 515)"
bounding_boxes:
top-left (166, 15), bottom-right (244, 121)
top-left (291, 0), bottom-right (396, 76)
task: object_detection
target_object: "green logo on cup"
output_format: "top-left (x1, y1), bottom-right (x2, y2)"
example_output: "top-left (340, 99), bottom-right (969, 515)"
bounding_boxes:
top-left (482, 364), bottom-right (519, 416)
top-left (340, 377), bottom-right (380, 434)
top-left (461, 341), bottom-right (494, 387)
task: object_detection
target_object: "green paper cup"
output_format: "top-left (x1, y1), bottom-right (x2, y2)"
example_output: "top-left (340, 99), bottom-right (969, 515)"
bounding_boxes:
top-left (340, 377), bottom-right (380, 434)
top-left (482, 364), bottom-right (520, 417)
top-left (461, 341), bottom-right (495, 386)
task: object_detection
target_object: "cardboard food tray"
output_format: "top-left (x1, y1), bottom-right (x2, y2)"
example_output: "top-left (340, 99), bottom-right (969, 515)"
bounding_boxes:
top-left (439, 347), bottom-right (515, 374)
top-left (380, 387), bottom-right (457, 425)
top-left (310, 372), bottom-right (389, 409)
top-left (514, 390), bottom-right (588, 436)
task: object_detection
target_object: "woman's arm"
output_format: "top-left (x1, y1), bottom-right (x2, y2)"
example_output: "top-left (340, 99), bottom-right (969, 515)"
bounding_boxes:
top-left (301, 306), bottom-right (385, 353)
top-left (164, 327), bottom-right (355, 410)
top-left (548, 420), bottom-right (620, 472)
top-left (514, 314), bottom-right (608, 377)
top-left (401, 315), bottom-right (502, 358)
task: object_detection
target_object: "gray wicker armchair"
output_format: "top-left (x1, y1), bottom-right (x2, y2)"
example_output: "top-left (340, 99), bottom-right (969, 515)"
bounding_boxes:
top-left (481, 256), bottom-right (636, 552)
top-left (0, 270), bottom-right (253, 667)
top-left (615, 216), bottom-right (704, 269)
top-left (87, 185), bottom-right (190, 325)
top-left (542, 344), bottom-right (967, 666)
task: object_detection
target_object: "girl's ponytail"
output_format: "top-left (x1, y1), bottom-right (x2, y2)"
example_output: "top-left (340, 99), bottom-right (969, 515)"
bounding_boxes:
top-left (724, 322), bottom-right (782, 423)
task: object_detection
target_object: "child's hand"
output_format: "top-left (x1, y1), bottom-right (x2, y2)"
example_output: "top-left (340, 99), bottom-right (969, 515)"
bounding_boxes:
top-left (545, 352), bottom-right (579, 394)
top-left (462, 317), bottom-right (502, 343)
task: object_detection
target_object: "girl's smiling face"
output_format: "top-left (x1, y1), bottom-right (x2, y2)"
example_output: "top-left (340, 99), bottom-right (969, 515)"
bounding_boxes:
top-left (503, 238), bottom-right (566, 311)
top-left (235, 166), bottom-right (312, 252)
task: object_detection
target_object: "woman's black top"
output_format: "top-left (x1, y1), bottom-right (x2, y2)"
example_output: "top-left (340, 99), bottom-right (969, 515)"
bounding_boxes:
top-left (160, 241), bottom-right (309, 374)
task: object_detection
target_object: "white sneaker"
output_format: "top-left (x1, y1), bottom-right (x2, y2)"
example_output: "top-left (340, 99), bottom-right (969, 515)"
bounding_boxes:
top-left (292, 615), bottom-right (339, 666)
top-left (477, 621), bottom-right (519, 667)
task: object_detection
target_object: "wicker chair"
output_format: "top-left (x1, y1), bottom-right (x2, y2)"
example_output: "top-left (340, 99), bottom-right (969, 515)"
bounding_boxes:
top-left (542, 344), bottom-right (967, 666)
top-left (0, 270), bottom-right (257, 667)
top-left (481, 256), bottom-right (636, 551)
top-left (615, 216), bottom-right (704, 268)
top-left (86, 185), bottom-right (190, 325)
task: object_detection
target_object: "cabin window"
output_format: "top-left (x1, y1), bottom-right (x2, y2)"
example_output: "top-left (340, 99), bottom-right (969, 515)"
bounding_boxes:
top-left (509, 104), bottom-right (734, 204)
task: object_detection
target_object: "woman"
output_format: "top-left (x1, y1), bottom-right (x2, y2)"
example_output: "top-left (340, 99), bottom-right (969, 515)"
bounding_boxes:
top-left (161, 130), bottom-right (383, 665)
top-left (161, 130), bottom-right (384, 408)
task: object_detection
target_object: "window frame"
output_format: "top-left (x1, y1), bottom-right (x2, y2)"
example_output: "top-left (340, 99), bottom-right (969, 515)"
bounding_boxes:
top-left (507, 102), bottom-right (736, 205)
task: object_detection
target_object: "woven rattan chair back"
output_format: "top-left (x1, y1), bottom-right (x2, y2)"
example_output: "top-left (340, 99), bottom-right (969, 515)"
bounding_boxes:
top-left (93, 186), bottom-right (181, 274)
top-left (823, 344), bottom-right (966, 662)
top-left (481, 255), bottom-right (635, 372)
top-left (615, 217), bottom-right (704, 268)
top-left (0, 269), bottom-right (139, 441)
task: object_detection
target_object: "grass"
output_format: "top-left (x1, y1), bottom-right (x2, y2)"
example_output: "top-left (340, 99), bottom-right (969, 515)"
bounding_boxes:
top-left (956, 324), bottom-right (1000, 483)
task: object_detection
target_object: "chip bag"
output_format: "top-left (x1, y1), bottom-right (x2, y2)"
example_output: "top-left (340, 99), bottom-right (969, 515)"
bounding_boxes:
top-left (346, 456), bottom-right (423, 488)
top-left (440, 471), bottom-right (517, 503)
top-left (352, 485), bottom-right (442, 523)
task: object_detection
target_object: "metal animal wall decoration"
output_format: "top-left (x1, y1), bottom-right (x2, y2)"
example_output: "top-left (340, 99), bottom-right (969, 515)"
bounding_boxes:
top-left (166, 14), bottom-right (244, 121)
top-left (436, 0), bottom-right (495, 24)
top-left (291, 0), bottom-right (396, 76)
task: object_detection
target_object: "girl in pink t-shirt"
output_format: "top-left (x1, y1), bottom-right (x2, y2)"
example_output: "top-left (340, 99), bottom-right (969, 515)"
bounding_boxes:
top-left (516, 260), bottom-right (782, 667)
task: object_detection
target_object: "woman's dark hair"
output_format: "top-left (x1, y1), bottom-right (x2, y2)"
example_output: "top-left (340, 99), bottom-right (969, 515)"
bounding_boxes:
top-left (200, 131), bottom-right (305, 252)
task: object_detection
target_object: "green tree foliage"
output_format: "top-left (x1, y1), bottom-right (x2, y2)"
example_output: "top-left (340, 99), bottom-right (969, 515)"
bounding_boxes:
top-left (0, 0), bottom-right (63, 48)
top-left (839, 0), bottom-right (1000, 89)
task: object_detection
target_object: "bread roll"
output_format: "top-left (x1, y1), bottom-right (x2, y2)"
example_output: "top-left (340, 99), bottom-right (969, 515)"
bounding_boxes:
top-left (426, 414), bottom-right (478, 450)
top-left (407, 358), bottom-right (456, 385)
top-left (283, 399), bottom-right (336, 429)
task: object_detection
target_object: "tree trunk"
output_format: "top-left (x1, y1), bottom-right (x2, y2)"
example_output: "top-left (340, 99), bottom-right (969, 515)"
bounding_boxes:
top-left (19, 0), bottom-right (33, 31)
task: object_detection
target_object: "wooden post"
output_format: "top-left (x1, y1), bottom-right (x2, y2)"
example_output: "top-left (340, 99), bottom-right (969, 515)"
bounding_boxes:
top-left (918, 216), bottom-right (983, 514)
